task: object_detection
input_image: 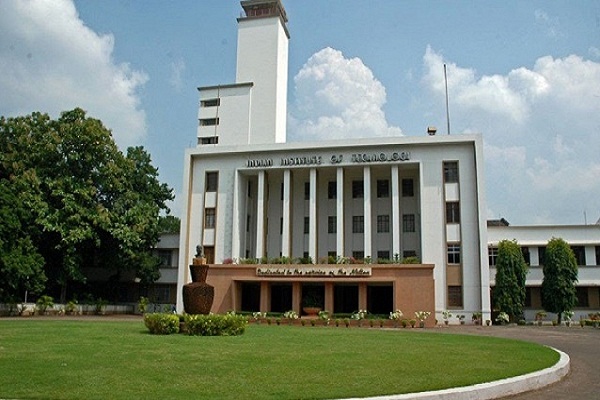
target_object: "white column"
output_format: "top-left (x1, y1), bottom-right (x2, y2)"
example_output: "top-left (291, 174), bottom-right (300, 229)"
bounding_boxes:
top-left (309, 168), bottom-right (318, 263)
top-left (391, 165), bottom-right (400, 259)
top-left (231, 170), bottom-right (241, 260)
top-left (363, 166), bottom-right (372, 260)
top-left (255, 170), bottom-right (266, 260)
top-left (281, 169), bottom-right (292, 257)
top-left (336, 167), bottom-right (345, 257)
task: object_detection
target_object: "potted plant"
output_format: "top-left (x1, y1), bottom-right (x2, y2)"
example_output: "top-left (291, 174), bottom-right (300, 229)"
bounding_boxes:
top-left (138, 296), bottom-right (149, 314)
top-left (414, 311), bottom-right (431, 328)
top-left (442, 310), bottom-right (452, 325)
top-left (65, 300), bottom-right (79, 315)
top-left (95, 298), bottom-right (108, 315)
top-left (535, 310), bottom-right (547, 326)
top-left (456, 314), bottom-right (466, 325)
top-left (472, 312), bottom-right (482, 325)
top-left (562, 311), bottom-right (574, 327)
top-left (302, 293), bottom-right (322, 316)
top-left (283, 310), bottom-right (298, 325)
top-left (36, 295), bottom-right (54, 315)
top-left (496, 311), bottom-right (509, 325)
top-left (389, 309), bottom-right (403, 328)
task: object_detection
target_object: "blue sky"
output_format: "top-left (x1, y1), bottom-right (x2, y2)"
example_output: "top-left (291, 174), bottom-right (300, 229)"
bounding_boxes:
top-left (1, 1), bottom-right (600, 225)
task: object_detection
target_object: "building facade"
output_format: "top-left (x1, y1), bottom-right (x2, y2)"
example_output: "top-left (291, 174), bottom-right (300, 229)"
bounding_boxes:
top-left (488, 221), bottom-right (600, 320)
top-left (176, 0), bottom-right (491, 321)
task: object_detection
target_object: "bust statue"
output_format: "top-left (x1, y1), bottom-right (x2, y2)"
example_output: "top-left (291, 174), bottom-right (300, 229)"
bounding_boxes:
top-left (195, 245), bottom-right (204, 258)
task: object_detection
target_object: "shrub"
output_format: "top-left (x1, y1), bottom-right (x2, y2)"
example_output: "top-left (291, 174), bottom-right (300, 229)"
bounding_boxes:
top-left (184, 313), bottom-right (247, 336)
top-left (144, 313), bottom-right (180, 335)
top-left (36, 295), bottom-right (54, 314)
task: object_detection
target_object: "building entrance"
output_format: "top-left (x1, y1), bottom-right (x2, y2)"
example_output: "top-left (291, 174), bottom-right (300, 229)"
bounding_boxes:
top-left (334, 284), bottom-right (359, 314)
top-left (270, 283), bottom-right (292, 312)
top-left (240, 282), bottom-right (260, 312)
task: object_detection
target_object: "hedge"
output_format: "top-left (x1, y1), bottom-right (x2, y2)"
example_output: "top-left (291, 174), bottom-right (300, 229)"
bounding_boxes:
top-left (184, 313), bottom-right (247, 336)
top-left (144, 313), bottom-right (180, 335)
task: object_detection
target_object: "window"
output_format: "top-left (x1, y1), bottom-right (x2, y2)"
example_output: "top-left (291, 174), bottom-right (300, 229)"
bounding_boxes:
top-left (247, 181), bottom-right (253, 197)
top-left (447, 244), bottom-right (461, 264)
top-left (204, 208), bottom-right (216, 229)
top-left (596, 246), bottom-right (600, 265)
top-left (352, 251), bottom-right (364, 260)
top-left (328, 216), bottom-right (336, 234)
top-left (524, 287), bottom-right (532, 308)
top-left (443, 161), bottom-right (459, 183)
top-left (152, 286), bottom-right (171, 303)
top-left (446, 202), bottom-right (460, 223)
top-left (304, 182), bottom-right (310, 200)
top-left (157, 250), bottom-right (172, 267)
top-left (576, 287), bottom-right (589, 307)
top-left (402, 214), bottom-right (415, 233)
top-left (352, 180), bottom-right (364, 198)
top-left (200, 98), bottom-right (220, 107)
top-left (328, 181), bottom-right (336, 199)
top-left (199, 117), bottom-right (219, 126)
top-left (206, 172), bottom-right (218, 192)
top-left (352, 216), bottom-right (364, 233)
top-left (303, 217), bottom-right (309, 234)
top-left (377, 251), bottom-right (390, 261)
top-left (488, 247), bottom-right (498, 266)
top-left (280, 217), bottom-right (283, 234)
top-left (402, 179), bottom-right (414, 197)
top-left (521, 246), bottom-right (530, 265)
top-left (377, 180), bottom-right (389, 198)
top-left (403, 250), bottom-right (417, 258)
top-left (538, 246), bottom-right (546, 266)
top-left (199, 136), bottom-right (218, 145)
top-left (377, 215), bottom-right (390, 233)
top-left (571, 246), bottom-right (586, 266)
top-left (447, 286), bottom-right (463, 307)
top-left (246, 215), bottom-right (251, 232)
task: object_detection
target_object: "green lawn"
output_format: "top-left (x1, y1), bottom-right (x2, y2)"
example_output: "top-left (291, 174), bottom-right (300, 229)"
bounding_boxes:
top-left (0, 319), bottom-right (558, 400)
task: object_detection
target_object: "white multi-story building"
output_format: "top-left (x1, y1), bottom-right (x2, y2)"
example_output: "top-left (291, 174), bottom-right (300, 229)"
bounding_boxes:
top-left (488, 220), bottom-right (600, 320)
top-left (176, 0), bottom-right (491, 320)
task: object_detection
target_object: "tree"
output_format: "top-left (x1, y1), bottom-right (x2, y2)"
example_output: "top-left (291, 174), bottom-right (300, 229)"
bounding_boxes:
top-left (493, 239), bottom-right (528, 321)
top-left (0, 180), bottom-right (46, 302)
top-left (541, 237), bottom-right (578, 324)
top-left (0, 109), bottom-right (173, 302)
top-left (158, 215), bottom-right (181, 233)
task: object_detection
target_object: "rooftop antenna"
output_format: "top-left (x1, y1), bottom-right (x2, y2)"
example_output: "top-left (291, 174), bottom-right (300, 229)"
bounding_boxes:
top-left (444, 63), bottom-right (451, 135)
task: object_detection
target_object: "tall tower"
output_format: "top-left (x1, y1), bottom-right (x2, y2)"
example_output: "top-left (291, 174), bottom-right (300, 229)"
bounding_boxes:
top-left (237, 0), bottom-right (289, 144)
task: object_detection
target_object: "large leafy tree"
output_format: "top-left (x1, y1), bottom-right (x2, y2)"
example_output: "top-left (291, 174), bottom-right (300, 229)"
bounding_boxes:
top-left (0, 180), bottom-right (46, 302)
top-left (493, 239), bottom-right (528, 321)
top-left (0, 109), bottom-right (173, 302)
top-left (541, 237), bottom-right (578, 324)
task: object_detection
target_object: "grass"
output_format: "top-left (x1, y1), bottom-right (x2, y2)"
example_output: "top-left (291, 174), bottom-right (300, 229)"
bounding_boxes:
top-left (0, 319), bottom-right (559, 400)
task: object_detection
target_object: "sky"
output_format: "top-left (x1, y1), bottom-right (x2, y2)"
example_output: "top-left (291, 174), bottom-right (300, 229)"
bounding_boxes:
top-left (1, 0), bottom-right (600, 226)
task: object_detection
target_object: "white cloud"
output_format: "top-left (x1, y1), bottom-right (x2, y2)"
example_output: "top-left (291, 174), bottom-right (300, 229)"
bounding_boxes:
top-left (288, 47), bottom-right (401, 142)
top-left (423, 47), bottom-right (533, 123)
top-left (0, 0), bottom-right (148, 148)
top-left (423, 47), bottom-right (600, 224)
top-left (169, 58), bottom-right (186, 92)
top-left (534, 9), bottom-right (564, 39)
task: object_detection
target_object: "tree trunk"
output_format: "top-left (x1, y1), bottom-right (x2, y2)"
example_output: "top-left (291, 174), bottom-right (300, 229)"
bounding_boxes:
top-left (60, 283), bottom-right (67, 304)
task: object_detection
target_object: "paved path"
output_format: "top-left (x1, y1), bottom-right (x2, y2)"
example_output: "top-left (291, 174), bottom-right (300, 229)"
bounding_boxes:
top-left (434, 325), bottom-right (600, 399)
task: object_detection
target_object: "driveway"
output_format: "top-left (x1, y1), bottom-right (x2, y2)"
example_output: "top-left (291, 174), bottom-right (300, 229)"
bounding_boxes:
top-left (435, 325), bottom-right (600, 399)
